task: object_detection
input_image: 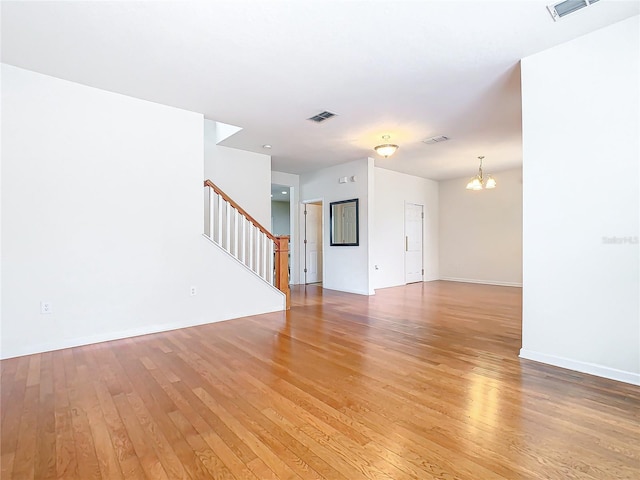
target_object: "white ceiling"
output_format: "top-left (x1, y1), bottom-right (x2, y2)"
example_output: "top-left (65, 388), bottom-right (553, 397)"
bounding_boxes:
top-left (2, 1), bottom-right (638, 180)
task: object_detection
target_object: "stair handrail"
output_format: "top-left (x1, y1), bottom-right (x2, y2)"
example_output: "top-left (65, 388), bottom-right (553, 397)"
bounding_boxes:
top-left (204, 180), bottom-right (276, 241)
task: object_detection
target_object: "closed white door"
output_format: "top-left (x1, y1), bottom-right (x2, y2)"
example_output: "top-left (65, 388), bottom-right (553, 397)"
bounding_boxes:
top-left (405, 203), bottom-right (423, 284)
top-left (304, 203), bottom-right (323, 284)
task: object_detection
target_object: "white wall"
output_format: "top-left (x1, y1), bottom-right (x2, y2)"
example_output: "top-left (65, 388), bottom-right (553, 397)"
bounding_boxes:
top-left (0, 63), bottom-right (3, 353)
top-left (521, 16), bottom-right (639, 385)
top-left (271, 201), bottom-right (290, 236)
top-left (439, 167), bottom-right (523, 287)
top-left (300, 158), bottom-right (374, 295)
top-left (1, 65), bottom-right (284, 359)
top-left (204, 120), bottom-right (271, 228)
top-left (373, 168), bottom-right (439, 289)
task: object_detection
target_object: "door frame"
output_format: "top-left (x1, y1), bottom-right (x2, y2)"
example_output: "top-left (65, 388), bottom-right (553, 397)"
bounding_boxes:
top-left (271, 183), bottom-right (296, 284)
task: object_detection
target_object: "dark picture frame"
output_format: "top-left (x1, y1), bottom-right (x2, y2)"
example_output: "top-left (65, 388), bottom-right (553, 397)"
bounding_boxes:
top-left (330, 198), bottom-right (359, 246)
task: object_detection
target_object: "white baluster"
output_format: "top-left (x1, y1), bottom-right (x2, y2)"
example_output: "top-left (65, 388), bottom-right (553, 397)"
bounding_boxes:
top-left (208, 188), bottom-right (214, 239)
top-left (240, 217), bottom-right (246, 263)
top-left (230, 207), bottom-right (235, 256)
top-left (263, 235), bottom-right (269, 281)
top-left (258, 232), bottom-right (263, 279)
top-left (234, 209), bottom-right (240, 258)
top-left (257, 229), bottom-right (262, 277)
top-left (216, 193), bottom-right (223, 245)
top-left (268, 239), bottom-right (274, 285)
top-left (249, 224), bottom-right (254, 271)
top-left (224, 202), bottom-right (231, 253)
top-left (257, 228), bottom-right (262, 274)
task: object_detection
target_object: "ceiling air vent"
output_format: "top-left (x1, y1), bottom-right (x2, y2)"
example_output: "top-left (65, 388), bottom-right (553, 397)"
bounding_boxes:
top-left (547, 0), bottom-right (600, 21)
top-left (307, 111), bottom-right (337, 123)
top-left (422, 135), bottom-right (450, 145)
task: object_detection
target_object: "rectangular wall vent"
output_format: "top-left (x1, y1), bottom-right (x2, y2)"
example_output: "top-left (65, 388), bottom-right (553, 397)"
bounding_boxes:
top-left (307, 111), bottom-right (337, 123)
top-left (422, 135), bottom-right (450, 145)
top-left (547, 0), bottom-right (599, 22)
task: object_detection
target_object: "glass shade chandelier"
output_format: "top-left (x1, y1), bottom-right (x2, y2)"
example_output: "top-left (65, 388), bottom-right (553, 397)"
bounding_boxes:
top-left (374, 135), bottom-right (399, 158)
top-left (466, 156), bottom-right (496, 190)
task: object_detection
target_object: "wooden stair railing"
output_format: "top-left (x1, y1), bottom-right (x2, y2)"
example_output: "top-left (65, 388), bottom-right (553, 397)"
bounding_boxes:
top-left (204, 180), bottom-right (290, 309)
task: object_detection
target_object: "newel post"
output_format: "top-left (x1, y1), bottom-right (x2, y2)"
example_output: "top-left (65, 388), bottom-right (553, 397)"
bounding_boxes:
top-left (274, 236), bottom-right (290, 310)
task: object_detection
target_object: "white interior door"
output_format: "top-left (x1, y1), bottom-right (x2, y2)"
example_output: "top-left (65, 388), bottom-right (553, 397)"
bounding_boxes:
top-left (405, 203), bottom-right (423, 284)
top-left (304, 203), bottom-right (323, 284)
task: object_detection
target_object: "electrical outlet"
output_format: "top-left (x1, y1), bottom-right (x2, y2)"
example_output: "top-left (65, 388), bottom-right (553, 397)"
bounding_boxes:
top-left (190, 286), bottom-right (197, 296)
top-left (40, 301), bottom-right (52, 314)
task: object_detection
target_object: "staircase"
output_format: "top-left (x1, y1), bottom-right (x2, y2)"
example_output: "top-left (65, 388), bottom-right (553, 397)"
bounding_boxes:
top-left (203, 180), bottom-right (290, 309)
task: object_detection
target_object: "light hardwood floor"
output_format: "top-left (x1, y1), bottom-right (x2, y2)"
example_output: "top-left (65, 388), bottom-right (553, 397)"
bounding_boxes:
top-left (1, 281), bottom-right (639, 479)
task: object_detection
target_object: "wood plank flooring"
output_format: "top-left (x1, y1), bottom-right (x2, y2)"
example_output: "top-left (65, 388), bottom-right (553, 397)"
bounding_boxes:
top-left (2, 281), bottom-right (639, 479)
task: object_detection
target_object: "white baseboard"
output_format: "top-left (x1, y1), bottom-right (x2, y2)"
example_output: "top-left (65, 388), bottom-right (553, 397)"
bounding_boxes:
top-left (321, 285), bottom-right (374, 296)
top-left (519, 348), bottom-right (640, 386)
top-left (1, 307), bottom-right (283, 360)
top-left (440, 276), bottom-right (522, 287)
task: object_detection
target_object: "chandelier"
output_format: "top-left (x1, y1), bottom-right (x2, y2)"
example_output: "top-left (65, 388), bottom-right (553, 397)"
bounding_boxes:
top-left (466, 156), bottom-right (496, 190)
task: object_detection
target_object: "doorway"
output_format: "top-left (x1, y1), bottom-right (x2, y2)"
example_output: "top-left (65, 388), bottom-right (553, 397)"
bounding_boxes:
top-left (271, 184), bottom-right (292, 283)
top-left (302, 201), bottom-right (323, 285)
top-left (405, 203), bottom-right (424, 284)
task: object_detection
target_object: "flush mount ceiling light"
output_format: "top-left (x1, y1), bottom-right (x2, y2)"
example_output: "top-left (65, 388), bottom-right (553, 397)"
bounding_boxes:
top-left (374, 135), bottom-right (399, 158)
top-left (466, 156), bottom-right (496, 190)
